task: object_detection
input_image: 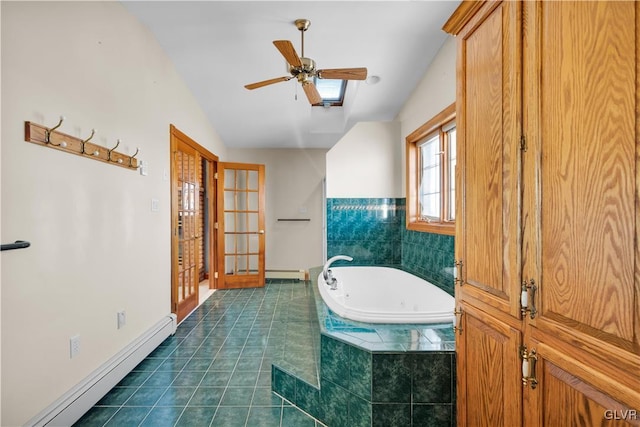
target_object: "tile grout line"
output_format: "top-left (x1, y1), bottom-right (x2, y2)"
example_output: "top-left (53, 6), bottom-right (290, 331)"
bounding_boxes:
top-left (78, 283), bottom-right (325, 427)
top-left (210, 287), bottom-right (259, 427)
top-left (177, 288), bottom-right (252, 427)
top-left (138, 289), bottom-right (241, 427)
top-left (245, 283), bottom-right (282, 427)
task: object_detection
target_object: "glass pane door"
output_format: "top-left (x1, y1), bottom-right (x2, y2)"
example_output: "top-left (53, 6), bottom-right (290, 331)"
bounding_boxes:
top-left (217, 162), bottom-right (265, 289)
top-left (173, 141), bottom-right (200, 321)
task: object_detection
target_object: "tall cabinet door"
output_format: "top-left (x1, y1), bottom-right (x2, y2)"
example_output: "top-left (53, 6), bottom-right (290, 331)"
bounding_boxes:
top-left (454, 0), bottom-right (522, 319)
top-left (455, 304), bottom-right (523, 426)
top-left (522, 0), bottom-right (640, 420)
top-left (449, 2), bottom-right (524, 425)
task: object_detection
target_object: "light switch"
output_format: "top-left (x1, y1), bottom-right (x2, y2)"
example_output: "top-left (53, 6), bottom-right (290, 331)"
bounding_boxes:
top-left (139, 160), bottom-right (148, 176)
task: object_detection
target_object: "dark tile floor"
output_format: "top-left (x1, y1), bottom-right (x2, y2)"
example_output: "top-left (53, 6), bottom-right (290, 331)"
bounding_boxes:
top-left (74, 280), bottom-right (324, 427)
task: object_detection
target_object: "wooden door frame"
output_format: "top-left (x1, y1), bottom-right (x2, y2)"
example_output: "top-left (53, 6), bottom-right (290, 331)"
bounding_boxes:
top-left (170, 124), bottom-right (219, 320)
top-left (216, 161), bottom-right (266, 289)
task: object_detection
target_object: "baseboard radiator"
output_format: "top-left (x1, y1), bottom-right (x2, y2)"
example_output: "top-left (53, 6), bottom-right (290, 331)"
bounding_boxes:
top-left (265, 269), bottom-right (308, 281)
top-left (27, 314), bottom-right (177, 427)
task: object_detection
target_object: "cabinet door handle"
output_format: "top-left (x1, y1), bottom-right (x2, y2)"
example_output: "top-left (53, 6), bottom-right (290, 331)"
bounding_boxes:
top-left (454, 260), bottom-right (464, 286)
top-left (521, 347), bottom-right (538, 389)
top-left (453, 308), bottom-right (463, 334)
top-left (520, 279), bottom-right (537, 319)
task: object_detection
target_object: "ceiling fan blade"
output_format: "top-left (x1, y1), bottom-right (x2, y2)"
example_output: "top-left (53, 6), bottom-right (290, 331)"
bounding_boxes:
top-left (244, 76), bottom-right (292, 90)
top-left (317, 67), bottom-right (368, 80)
top-left (302, 81), bottom-right (322, 105)
top-left (273, 40), bottom-right (303, 68)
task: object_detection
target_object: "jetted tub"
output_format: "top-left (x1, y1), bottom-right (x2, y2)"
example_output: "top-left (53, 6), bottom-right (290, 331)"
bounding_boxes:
top-left (317, 266), bottom-right (455, 324)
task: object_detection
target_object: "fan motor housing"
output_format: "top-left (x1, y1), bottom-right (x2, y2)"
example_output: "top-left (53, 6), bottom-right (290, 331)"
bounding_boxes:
top-left (290, 57), bottom-right (316, 79)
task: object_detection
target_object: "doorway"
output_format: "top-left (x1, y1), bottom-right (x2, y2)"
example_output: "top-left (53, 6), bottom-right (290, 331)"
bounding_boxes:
top-left (170, 125), bottom-right (218, 323)
top-left (216, 162), bottom-right (266, 289)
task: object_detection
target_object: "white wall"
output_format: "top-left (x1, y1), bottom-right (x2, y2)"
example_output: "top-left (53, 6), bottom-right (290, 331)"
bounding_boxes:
top-left (325, 121), bottom-right (402, 198)
top-left (325, 37), bottom-right (456, 200)
top-left (227, 148), bottom-right (327, 271)
top-left (397, 37), bottom-right (457, 194)
top-left (1, 2), bottom-right (226, 425)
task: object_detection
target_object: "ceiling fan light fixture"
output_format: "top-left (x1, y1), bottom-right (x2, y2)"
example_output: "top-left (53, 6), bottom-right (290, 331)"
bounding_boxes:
top-left (244, 18), bottom-right (368, 105)
top-left (290, 57), bottom-right (316, 78)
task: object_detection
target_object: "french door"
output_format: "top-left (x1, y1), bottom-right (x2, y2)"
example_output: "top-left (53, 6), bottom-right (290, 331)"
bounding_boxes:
top-left (170, 125), bottom-right (218, 323)
top-left (216, 162), bottom-right (265, 289)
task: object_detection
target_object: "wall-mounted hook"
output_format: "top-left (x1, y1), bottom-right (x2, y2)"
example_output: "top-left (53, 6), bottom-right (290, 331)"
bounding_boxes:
top-left (108, 139), bottom-right (121, 162)
top-left (80, 128), bottom-right (96, 154)
top-left (45, 115), bottom-right (65, 145)
top-left (129, 147), bottom-right (140, 168)
top-left (25, 121), bottom-right (138, 171)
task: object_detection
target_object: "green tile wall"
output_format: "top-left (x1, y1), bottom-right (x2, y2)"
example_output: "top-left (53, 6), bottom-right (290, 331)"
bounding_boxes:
top-left (401, 227), bottom-right (455, 296)
top-left (326, 197), bottom-right (455, 296)
top-left (326, 198), bottom-right (403, 266)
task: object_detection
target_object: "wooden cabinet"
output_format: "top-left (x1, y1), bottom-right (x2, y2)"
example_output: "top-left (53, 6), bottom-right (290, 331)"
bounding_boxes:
top-left (456, 304), bottom-right (523, 426)
top-left (445, 1), bottom-right (640, 425)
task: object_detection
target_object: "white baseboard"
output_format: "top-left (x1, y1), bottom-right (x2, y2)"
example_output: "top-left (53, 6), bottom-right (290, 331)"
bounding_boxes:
top-left (26, 314), bottom-right (177, 427)
top-left (265, 269), bottom-right (307, 280)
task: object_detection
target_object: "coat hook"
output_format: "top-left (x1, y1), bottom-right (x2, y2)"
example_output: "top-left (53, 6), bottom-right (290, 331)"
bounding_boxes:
top-left (108, 139), bottom-right (121, 162)
top-left (129, 147), bottom-right (140, 168)
top-left (45, 115), bottom-right (65, 145)
top-left (80, 129), bottom-right (96, 154)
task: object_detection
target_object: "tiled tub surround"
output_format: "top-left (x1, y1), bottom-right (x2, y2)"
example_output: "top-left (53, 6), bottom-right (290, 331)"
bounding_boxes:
top-left (326, 198), bottom-right (403, 266)
top-left (326, 198), bottom-right (455, 295)
top-left (272, 267), bottom-right (456, 427)
top-left (401, 229), bottom-right (455, 296)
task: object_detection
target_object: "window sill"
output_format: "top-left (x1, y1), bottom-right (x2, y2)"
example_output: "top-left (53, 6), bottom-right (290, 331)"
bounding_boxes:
top-left (406, 221), bottom-right (455, 236)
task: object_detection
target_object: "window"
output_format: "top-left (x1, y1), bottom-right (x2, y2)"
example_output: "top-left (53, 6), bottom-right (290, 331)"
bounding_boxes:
top-left (313, 78), bottom-right (346, 107)
top-left (406, 103), bottom-right (456, 235)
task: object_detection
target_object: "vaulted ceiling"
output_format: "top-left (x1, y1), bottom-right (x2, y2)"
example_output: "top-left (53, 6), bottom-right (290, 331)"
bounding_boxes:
top-left (122, 1), bottom-right (460, 149)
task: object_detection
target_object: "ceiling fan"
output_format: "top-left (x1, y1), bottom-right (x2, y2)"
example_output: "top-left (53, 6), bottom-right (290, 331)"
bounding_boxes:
top-left (244, 19), bottom-right (368, 105)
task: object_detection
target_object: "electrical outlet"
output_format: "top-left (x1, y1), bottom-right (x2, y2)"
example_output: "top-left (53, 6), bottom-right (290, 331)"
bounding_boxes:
top-left (117, 311), bottom-right (126, 329)
top-left (70, 335), bottom-right (80, 359)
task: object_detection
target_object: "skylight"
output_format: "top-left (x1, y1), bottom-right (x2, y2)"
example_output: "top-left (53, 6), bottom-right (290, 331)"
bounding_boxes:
top-left (313, 78), bottom-right (346, 106)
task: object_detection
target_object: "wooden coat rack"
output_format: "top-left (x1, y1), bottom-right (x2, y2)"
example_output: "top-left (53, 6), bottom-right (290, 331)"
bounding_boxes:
top-left (24, 117), bottom-right (139, 170)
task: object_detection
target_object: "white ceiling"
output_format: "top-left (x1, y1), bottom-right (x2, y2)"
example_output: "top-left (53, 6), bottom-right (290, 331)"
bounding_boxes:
top-left (122, 1), bottom-right (460, 149)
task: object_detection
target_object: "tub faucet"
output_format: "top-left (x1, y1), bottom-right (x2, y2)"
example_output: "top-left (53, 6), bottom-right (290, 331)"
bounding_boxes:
top-left (323, 255), bottom-right (353, 289)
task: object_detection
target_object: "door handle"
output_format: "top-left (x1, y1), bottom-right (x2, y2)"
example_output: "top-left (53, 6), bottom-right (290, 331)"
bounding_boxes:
top-left (1, 240), bottom-right (31, 251)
